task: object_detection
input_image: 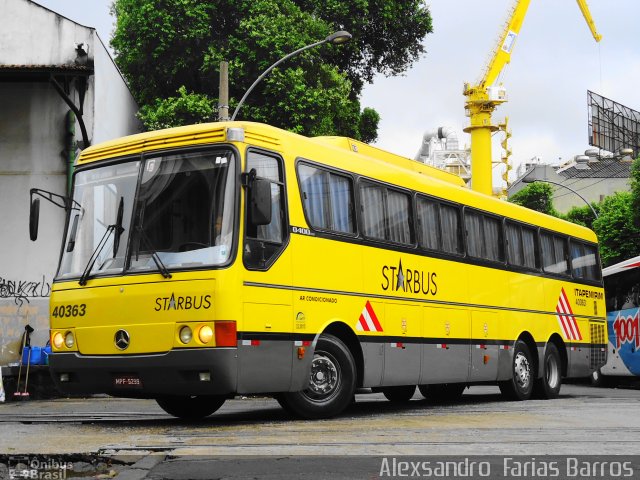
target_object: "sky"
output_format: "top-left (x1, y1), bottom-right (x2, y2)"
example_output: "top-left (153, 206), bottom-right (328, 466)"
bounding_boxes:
top-left (33, 0), bottom-right (640, 184)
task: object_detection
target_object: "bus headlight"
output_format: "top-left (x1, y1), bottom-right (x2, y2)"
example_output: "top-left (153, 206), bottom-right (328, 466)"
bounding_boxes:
top-left (179, 326), bottom-right (193, 344)
top-left (53, 332), bottom-right (64, 349)
top-left (64, 331), bottom-right (75, 348)
top-left (198, 325), bottom-right (213, 344)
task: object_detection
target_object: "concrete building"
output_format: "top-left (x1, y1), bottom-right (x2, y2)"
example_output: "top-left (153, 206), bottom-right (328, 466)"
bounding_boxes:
top-left (508, 155), bottom-right (633, 214)
top-left (0, 0), bottom-right (141, 366)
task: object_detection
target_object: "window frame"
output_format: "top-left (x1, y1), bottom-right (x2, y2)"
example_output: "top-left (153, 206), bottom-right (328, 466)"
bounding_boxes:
top-left (295, 159), bottom-right (357, 238)
top-left (505, 220), bottom-right (540, 272)
top-left (357, 177), bottom-right (415, 247)
top-left (242, 147), bottom-right (290, 271)
top-left (463, 207), bottom-right (506, 264)
top-left (570, 239), bottom-right (602, 282)
top-left (540, 229), bottom-right (571, 277)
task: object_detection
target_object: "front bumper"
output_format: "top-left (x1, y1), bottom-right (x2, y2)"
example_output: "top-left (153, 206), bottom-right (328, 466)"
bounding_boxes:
top-left (49, 348), bottom-right (237, 398)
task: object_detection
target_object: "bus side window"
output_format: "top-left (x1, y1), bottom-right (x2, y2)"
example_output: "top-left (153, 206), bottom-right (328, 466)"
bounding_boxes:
top-left (570, 240), bottom-right (600, 282)
top-left (465, 209), bottom-right (504, 262)
top-left (298, 163), bottom-right (355, 235)
top-left (541, 231), bottom-right (569, 275)
top-left (506, 222), bottom-right (538, 270)
top-left (416, 195), bottom-right (440, 251)
top-left (243, 150), bottom-right (287, 270)
top-left (440, 203), bottom-right (463, 255)
top-left (359, 180), bottom-right (412, 245)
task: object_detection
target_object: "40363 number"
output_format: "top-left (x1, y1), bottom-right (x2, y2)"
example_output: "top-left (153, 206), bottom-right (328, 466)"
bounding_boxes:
top-left (51, 304), bottom-right (86, 318)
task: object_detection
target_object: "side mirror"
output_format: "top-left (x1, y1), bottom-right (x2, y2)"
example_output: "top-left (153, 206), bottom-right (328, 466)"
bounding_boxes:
top-left (29, 198), bottom-right (40, 241)
top-left (249, 178), bottom-right (272, 226)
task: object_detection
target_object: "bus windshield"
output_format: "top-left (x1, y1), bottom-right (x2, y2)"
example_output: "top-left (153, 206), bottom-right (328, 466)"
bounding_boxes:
top-left (129, 149), bottom-right (236, 273)
top-left (57, 148), bottom-right (236, 280)
top-left (58, 161), bottom-right (139, 280)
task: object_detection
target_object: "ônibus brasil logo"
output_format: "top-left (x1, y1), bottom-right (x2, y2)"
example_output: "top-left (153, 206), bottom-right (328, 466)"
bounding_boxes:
top-left (613, 310), bottom-right (640, 349)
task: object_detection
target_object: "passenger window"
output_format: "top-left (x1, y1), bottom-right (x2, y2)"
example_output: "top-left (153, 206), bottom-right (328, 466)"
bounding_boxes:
top-left (541, 232), bottom-right (569, 275)
top-left (360, 181), bottom-right (411, 245)
top-left (440, 203), bottom-right (463, 254)
top-left (570, 241), bottom-right (600, 281)
top-left (298, 163), bottom-right (355, 234)
top-left (416, 196), bottom-right (440, 251)
top-left (507, 222), bottom-right (538, 270)
top-left (465, 210), bottom-right (504, 262)
top-left (360, 182), bottom-right (386, 240)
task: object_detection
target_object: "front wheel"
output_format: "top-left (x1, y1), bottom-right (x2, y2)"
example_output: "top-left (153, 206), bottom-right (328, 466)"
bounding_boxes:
top-left (278, 334), bottom-right (356, 419)
top-left (156, 395), bottom-right (226, 419)
top-left (534, 343), bottom-right (562, 399)
top-left (499, 340), bottom-right (534, 401)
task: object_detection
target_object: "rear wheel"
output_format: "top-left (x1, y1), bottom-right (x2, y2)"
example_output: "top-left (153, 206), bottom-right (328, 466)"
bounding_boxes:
top-left (499, 340), bottom-right (534, 400)
top-left (534, 343), bottom-right (562, 399)
top-left (419, 383), bottom-right (465, 402)
top-left (278, 334), bottom-right (356, 419)
top-left (381, 385), bottom-right (416, 402)
top-left (591, 368), bottom-right (614, 388)
top-left (156, 395), bottom-right (226, 419)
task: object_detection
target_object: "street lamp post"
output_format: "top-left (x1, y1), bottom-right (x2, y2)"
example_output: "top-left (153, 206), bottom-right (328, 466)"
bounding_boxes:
top-left (522, 178), bottom-right (598, 219)
top-left (230, 30), bottom-right (352, 121)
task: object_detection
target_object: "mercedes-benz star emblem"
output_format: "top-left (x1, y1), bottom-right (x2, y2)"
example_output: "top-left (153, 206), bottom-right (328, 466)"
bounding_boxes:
top-left (114, 329), bottom-right (130, 350)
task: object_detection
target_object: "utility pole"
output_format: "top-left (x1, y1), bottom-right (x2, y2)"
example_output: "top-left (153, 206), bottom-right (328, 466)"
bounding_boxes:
top-left (218, 61), bottom-right (229, 121)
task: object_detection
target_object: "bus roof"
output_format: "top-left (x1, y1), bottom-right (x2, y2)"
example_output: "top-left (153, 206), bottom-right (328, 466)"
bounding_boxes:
top-left (602, 255), bottom-right (640, 277)
top-left (76, 121), bottom-right (597, 243)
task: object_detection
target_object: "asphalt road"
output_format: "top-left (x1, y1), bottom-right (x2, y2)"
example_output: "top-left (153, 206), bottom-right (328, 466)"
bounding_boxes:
top-left (1, 384), bottom-right (639, 478)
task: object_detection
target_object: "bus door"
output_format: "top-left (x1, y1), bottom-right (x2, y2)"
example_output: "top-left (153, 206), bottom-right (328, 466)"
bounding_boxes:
top-left (239, 149), bottom-right (294, 393)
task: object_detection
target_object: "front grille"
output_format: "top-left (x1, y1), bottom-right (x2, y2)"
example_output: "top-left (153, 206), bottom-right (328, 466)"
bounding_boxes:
top-left (590, 322), bottom-right (606, 369)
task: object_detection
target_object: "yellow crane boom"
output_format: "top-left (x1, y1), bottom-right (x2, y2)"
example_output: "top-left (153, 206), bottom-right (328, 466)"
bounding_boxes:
top-left (464, 0), bottom-right (602, 196)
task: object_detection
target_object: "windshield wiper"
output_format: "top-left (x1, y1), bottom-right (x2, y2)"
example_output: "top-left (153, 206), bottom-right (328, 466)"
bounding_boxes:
top-left (78, 197), bottom-right (125, 286)
top-left (78, 224), bottom-right (119, 286)
top-left (136, 226), bottom-right (172, 279)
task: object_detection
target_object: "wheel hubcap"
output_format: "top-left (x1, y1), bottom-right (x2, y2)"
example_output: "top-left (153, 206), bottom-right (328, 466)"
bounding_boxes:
top-left (514, 352), bottom-right (531, 389)
top-left (306, 352), bottom-right (340, 400)
top-left (546, 355), bottom-right (559, 389)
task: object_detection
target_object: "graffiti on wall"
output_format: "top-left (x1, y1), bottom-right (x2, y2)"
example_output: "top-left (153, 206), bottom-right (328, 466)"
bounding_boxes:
top-left (0, 275), bottom-right (51, 308)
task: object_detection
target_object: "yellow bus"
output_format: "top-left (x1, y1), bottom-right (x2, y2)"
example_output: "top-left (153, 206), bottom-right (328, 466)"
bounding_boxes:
top-left (32, 122), bottom-right (607, 419)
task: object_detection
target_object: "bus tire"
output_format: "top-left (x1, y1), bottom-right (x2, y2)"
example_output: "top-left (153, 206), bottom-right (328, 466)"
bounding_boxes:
top-left (418, 383), bottom-right (465, 402)
top-left (381, 385), bottom-right (416, 402)
top-left (499, 340), bottom-right (534, 401)
top-left (533, 343), bottom-right (562, 399)
top-left (156, 395), bottom-right (226, 419)
top-left (590, 368), bottom-right (613, 388)
top-left (278, 334), bottom-right (356, 419)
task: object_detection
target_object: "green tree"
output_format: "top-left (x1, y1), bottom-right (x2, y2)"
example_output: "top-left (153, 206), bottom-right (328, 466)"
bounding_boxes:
top-left (110, 0), bottom-right (432, 140)
top-left (509, 182), bottom-right (559, 216)
top-left (562, 203), bottom-right (600, 230)
top-left (630, 156), bottom-right (640, 229)
top-left (591, 191), bottom-right (640, 267)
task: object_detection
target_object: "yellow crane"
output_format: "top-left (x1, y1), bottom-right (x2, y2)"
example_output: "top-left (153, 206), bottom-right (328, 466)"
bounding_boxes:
top-left (463, 0), bottom-right (602, 196)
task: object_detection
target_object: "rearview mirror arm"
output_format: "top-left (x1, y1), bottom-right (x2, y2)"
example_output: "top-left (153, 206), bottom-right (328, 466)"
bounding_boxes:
top-left (30, 188), bottom-right (81, 212)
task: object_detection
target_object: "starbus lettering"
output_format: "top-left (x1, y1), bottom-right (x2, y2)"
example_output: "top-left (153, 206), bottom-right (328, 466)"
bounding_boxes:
top-left (381, 259), bottom-right (437, 296)
top-left (154, 293), bottom-right (212, 311)
top-left (613, 310), bottom-right (640, 349)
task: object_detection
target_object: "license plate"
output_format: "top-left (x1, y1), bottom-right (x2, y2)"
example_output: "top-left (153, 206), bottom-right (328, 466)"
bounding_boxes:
top-left (113, 374), bottom-right (143, 388)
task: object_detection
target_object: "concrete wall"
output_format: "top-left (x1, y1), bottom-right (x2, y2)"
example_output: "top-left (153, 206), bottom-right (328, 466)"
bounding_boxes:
top-left (0, 0), bottom-right (141, 366)
top-left (0, 0), bottom-right (93, 65)
top-left (0, 82), bottom-right (67, 362)
top-left (93, 34), bottom-right (140, 143)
